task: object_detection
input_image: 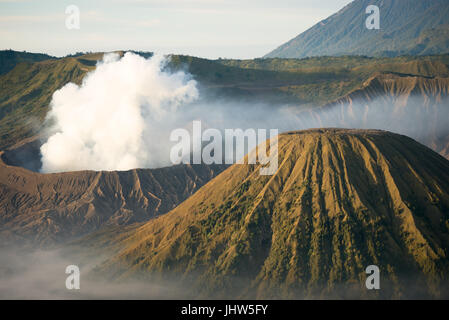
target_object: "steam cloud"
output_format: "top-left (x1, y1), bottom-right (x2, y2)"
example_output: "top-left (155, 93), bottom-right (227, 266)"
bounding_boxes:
top-left (40, 52), bottom-right (198, 172)
top-left (40, 52), bottom-right (449, 173)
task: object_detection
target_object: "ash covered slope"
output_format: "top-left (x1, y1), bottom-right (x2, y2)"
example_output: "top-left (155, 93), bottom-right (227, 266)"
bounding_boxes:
top-left (265, 0), bottom-right (449, 59)
top-left (97, 129), bottom-right (449, 299)
top-left (0, 155), bottom-right (226, 246)
top-left (297, 72), bottom-right (449, 159)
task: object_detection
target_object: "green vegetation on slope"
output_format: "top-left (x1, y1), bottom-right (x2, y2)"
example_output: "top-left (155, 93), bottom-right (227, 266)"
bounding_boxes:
top-left (0, 50), bottom-right (54, 75)
top-left (219, 55), bottom-right (449, 76)
top-left (0, 54), bottom-right (100, 149)
top-left (218, 54), bottom-right (449, 103)
top-left (1, 50), bottom-right (449, 152)
top-left (89, 129), bottom-right (449, 299)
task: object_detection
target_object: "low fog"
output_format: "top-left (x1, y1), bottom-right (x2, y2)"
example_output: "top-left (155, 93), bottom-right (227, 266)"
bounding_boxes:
top-left (1, 246), bottom-right (445, 299)
top-left (0, 247), bottom-right (198, 299)
top-left (39, 52), bottom-right (449, 173)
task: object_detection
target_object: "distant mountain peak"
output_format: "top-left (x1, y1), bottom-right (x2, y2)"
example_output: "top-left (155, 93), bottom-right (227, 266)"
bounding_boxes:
top-left (265, 0), bottom-right (449, 58)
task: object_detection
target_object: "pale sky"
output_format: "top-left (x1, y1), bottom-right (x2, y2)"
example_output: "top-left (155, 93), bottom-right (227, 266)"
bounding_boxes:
top-left (0, 0), bottom-right (353, 59)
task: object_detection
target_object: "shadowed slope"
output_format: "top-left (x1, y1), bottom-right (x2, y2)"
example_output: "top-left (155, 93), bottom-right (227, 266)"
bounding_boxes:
top-left (0, 156), bottom-right (226, 246)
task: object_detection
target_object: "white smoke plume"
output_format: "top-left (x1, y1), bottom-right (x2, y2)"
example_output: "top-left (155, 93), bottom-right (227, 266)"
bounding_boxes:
top-left (40, 52), bottom-right (198, 172)
top-left (40, 52), bottom-right (449, 173)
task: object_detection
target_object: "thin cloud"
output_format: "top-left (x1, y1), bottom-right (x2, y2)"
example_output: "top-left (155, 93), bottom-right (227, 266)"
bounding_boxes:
top-left (0, 14), bottom-right (62, 23)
